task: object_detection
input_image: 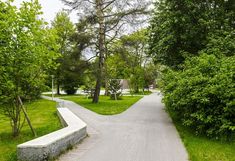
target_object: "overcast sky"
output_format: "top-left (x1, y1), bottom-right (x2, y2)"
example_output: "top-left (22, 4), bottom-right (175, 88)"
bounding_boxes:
top-left (14, 0), bottom-right (78, 23)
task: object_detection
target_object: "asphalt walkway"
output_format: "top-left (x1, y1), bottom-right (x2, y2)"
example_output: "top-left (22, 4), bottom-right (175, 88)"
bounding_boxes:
top-left (52, 93), bottom-right (188, 161)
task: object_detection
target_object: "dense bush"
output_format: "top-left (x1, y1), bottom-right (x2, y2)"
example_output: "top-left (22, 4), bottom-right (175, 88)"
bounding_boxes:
top-left (160, 54), bottom-right (235, 140)
top-left (64, 86), bottom-right (77, 95)
top-left (62, 75), bottom-right (78, 95)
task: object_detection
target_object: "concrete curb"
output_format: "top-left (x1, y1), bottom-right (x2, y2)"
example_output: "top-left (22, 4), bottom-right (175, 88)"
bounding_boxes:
top-left (17, 108), bottom-right (87, 161)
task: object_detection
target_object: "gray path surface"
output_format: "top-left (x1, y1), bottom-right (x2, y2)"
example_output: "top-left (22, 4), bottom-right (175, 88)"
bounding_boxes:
top-left (52, 93), bottom-right (188, 161)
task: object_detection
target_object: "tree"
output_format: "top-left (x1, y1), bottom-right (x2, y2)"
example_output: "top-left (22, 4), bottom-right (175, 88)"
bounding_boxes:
top-left (121, 30), bottom-right (149, 92)
top-left (52, 11), bottom-right (93, 95)
top-left (108, 79), bottom-right (122, 100)
top-left (60, 16), bottom-right (94, 94)
top-left (107, 29), bottom-right (157, 93)
top-left (106, 53), bottom-right (129, 79)
top-left (60, 56), bottom-right (84, 95)
top-left (149, 0), bottom-right (235, 68)
top-left (51, 11), bottom-right (75, 95)
top-left (61, 0), bottom-right (151, 103)
top-left (0, 0), bottom-right (59, 137)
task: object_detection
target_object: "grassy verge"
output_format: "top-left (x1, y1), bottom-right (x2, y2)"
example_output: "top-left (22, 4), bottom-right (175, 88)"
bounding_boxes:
top-left (0, 99), bottom-right (62, 161)
top-left (43, 94), bottom-right (82, 97)
top-left (61, 95), bottom-right (142, 115)
top-left (128, 90), bottom-right (152, 95)
top-left (170, 112), bottom-right (235, 161)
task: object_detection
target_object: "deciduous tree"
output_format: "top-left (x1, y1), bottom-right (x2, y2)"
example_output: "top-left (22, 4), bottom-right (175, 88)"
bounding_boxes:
top-left (149, 0), bottom-right (235, 68)
top-left (107, 29), bottom-right (157, 93)
top-left (0, 0), bottom-right (59, 137)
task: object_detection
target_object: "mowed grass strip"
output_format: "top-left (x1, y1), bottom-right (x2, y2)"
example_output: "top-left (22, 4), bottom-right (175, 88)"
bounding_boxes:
top-left (170, 113), bottom-right (235, 161)
top-left (0, 99), bottom-right (62, 161)
top-left (61, 95), bottom-right (142, 115)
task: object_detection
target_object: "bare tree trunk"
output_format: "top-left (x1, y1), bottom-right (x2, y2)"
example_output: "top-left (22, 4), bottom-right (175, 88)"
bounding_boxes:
top-left (11, 98), bottom-right (21, 137)
top-left (57, 82), bottom-right (60, 95)
top-left (12, 122), bottom-right (18, 137)
top-left (12, 119), bottom-right (20, 137)
top-left (135, 86), bottom-right (139, 93)
top-left (134, 78), bottom-right (139, 93)
top-left (93, 0), bottom-right (105, 103)
top-left (93, 78), bottom-right (101, 103)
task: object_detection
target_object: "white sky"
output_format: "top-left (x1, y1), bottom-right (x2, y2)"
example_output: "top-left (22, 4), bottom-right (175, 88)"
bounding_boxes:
top-left (13, 0), bottom-right (78, 23)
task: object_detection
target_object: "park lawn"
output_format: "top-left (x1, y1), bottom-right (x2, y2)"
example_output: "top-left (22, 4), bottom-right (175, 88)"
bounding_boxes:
top-left (0, 99), bottom-right (62, 161)
top-left (43, 94), bottom-right (82, 97)
top-left (128, 90), bottom-right (152, 95)
top-left (61, 95), bottom-right (142, 115)
top-left (171, 115), bottom-right (235, 161)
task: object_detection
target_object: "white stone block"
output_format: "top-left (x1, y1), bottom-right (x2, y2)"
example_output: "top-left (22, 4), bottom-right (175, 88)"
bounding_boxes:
top-left (17, 108), bottom-right (87, 161)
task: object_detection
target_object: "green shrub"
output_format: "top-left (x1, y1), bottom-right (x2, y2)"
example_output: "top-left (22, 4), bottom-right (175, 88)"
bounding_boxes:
top-left (62, 76), bottom-right (78, 95)
top-left (160, 54), bottom-right (235, 140)
top-left (64, 86), bottom-right (77, 95)
top-left (108, 79), bottom-right (122, 100)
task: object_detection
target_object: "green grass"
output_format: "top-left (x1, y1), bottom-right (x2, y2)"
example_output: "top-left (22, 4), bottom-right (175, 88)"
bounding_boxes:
top-left (43, 94), bottom-right (82, 97)
top-left (61, 95), bottom-right (142, 115)
top-left (170, 113), bottom-right (235, 161)
top-left (128, 90), bottom-right (152, 95)
top-left (0, 99), bottom-right (62, 161)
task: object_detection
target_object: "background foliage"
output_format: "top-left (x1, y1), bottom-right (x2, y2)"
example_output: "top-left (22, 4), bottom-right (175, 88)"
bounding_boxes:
top-left (149, 0), bottom-right (235, 67)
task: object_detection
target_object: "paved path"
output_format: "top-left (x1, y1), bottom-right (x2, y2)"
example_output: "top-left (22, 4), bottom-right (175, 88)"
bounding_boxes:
top-left (52, 93), bottom-right (188, 161)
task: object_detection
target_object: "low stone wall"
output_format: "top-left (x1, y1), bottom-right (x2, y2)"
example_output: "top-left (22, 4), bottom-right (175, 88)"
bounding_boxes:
top-left (17, 108), bottom-right (87, 161)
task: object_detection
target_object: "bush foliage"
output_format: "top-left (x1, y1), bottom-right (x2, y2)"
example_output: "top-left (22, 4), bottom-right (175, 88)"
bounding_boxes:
top-left (160, 54), bottom-right (235, 139)
top-left (108, 79), bottom-right (122, 100)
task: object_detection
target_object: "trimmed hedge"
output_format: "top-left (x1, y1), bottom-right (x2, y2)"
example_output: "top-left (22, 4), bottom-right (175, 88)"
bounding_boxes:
top-left (160, 54), bottom-right (235, 140)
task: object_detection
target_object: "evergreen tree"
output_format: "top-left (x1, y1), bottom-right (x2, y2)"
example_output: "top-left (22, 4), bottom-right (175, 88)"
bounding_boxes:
top-left (61, 0), bottom-right (151, 103)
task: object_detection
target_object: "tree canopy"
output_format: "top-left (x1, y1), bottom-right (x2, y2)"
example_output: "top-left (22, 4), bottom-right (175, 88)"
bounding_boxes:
top-left (0, 0), bottom-right (59, 136)
top-left (107, 29), bottom-right (158, 93)
top-left (149, 0), bottom-right (235, 67)
top-left (61, 0), bottom-right (151, 103)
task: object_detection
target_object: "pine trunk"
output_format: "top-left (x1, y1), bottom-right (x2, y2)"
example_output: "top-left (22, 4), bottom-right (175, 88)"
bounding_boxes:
top-left (93, 0), bottom-right (105, 103)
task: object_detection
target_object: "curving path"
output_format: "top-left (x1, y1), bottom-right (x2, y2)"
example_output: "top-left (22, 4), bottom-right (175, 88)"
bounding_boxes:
top-left (51, 93), bottom-right (188, 161)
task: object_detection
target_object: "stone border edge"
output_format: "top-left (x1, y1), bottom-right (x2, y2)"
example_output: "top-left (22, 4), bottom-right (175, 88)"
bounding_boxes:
top-left (17, 108), bottom-right (87, 161)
